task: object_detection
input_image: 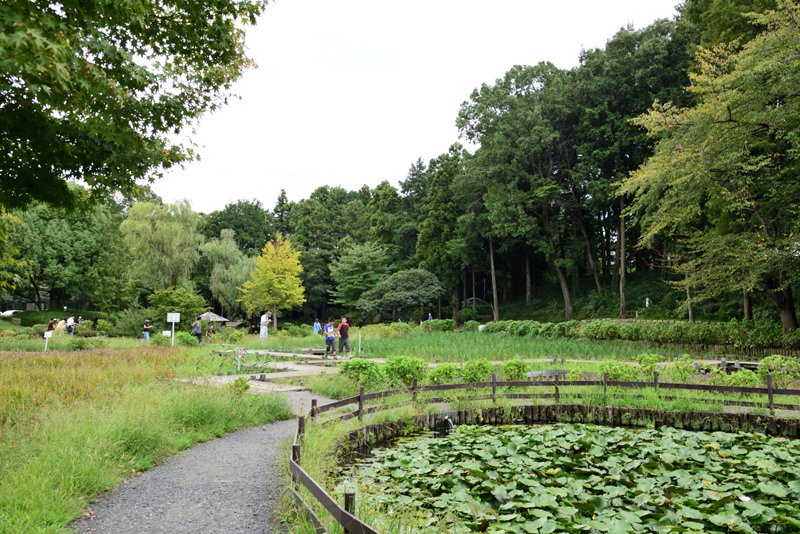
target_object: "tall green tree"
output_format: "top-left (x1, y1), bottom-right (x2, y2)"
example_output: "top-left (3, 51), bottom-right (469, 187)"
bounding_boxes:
top-left (240, 233), bottom-right (305, 327)
top-left (1, 0), bottom-right (267, 208)
top-left (201, 200), bottom-right (274, 256)
top-left (201, 229), bottom-right (255, 319)
top-left (357, 268), bottom-right (444, 322)
top-left (120, 201), bottom-right (204, 293)
top-left (330, 242), bottom-right (390, 309)
top-left (624, 1), bottom-right (800, 331)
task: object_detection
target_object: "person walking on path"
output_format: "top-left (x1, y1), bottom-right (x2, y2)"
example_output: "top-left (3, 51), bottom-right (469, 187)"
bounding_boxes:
top-left (312, 318), bottom-right (321, 335)
top-left (142, 317), bottom-right (152, 343)
top-left (205, 323), bottom-right (215, 343)
top-left (191, 316), bottom-right (202, 343)
top-left (323, 317), bottom-right (337, 359)
top-left (337, 316), bottom-right (352, 357)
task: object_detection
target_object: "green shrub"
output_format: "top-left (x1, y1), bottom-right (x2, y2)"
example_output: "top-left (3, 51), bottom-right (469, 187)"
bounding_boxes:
top-left (339, 359), bottom-right (386, 389)
top-left (461, 359), bottom-right (494, 383)
top-left (113, 307), bottom-right (152, 337)
top-left (384, 356), bottom-right (428, 387)
top-left (501, 359), bottom-right (529, 381)
top-left (462, 320), bottom-right (480, 332)
top-left (783, 330), bottom-right (800, 350)
top-left (218, 328), bottom-right (245, 344)
top-left (358, 324), bottom-right (396, 339)
top-left (483, 321), bottom-right (508, 334)
top-left (757, 355), bottom-right (800, 388)
top-left (29, 324), bottom-right (49, 337)
top-left (599, 360), bottom-right (639, 381)
top-left (553, 320), bottom-right (580, 338)
top-left (634, 353), bottom-right (666, 375)
top-left (174, 331), bottom-right (199, 346)
top-left (389, 322), bottom-right (413, 335)
top-left (580, 320), bottom-right (620, 340)
top-left (457, 307), bottom-right (478, 322)
top-left (148, 288), bottom-right (206, 333)
top-left (425, 319), bottom-right (456, 332)
top-left (661, 355), bottom-right (696, 383)
top-left (721, 368), bottom-right (762, 388)
top-left (96, 319), bottom-right (115, 337)
top-left (619, 322), bottom-right (643, 341)
top-left (63, 337), bottom-right (108, 351)
top-left (428, 363), bottom-right (460, 385)
top-left (0, 329), bottom-right (16, 337)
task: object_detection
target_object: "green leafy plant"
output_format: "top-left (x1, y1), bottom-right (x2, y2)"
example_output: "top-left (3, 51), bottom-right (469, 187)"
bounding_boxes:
top-left (339, 359), bottom-right (386, 389)
top-left (460, 359), bottom-right (494, 383)
top-left (427, 363), bottom-right (460, 385)
top-left (757, 355), bottom-right (800, 389)
top-left (501, 359), bottom-right (529, 381)
top-left (384, 356), bottom-right (428, 387)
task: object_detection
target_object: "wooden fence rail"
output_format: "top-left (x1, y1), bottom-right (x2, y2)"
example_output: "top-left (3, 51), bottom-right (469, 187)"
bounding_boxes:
top-left (289, 372), bottom-right (800, 532)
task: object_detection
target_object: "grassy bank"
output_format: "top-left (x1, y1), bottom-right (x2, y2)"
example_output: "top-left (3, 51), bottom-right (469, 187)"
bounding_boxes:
top-left (0, 348), bottom-right (292, 533)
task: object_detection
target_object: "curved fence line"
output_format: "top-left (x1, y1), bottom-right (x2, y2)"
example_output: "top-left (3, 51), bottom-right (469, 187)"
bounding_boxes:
top-left (288, 372), bottom-right (800, 532)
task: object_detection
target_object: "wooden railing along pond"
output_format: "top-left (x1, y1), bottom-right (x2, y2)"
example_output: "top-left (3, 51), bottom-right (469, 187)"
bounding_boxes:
top-left (288, 373), bottom-right (800, 533)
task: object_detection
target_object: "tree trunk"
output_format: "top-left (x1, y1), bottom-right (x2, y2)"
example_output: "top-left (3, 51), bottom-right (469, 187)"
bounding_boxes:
top-left (437, 296), bottom-right (441, 319)
top-left (576, 217), bottom-right (602, 294)
top-left (525, 252), bottom-right (532, 305)
top-left (743, 290), bottom-right (753, 321)
top-left (31, 277), bottom-right (43, 311)
top-left (765, 286), bottom-right (798, 333)
top-left (555, 265), bottom-right (573, 320)
top-left (618, 197), bottom-right (626, 319)
top-left (489, 238), bottom-right (500, 321)
top-left (472, 270), bottom-right (476, 310)
top-left (273, 305), bottom-right (278, 330)
top-left (452, 286), bottom-right (459, 321)
top-left (50, 287), bottom-right (66, 311)
top-left (685, 272), bottom-right (694, 322)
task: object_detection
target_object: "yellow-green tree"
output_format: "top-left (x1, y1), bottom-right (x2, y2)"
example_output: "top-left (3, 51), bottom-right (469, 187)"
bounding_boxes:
top-left (239, 234), bottom-right (305, 328)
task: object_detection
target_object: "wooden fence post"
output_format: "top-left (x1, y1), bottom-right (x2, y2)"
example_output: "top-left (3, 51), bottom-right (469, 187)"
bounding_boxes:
top-left (603, 372), bottom-right (608, 406)
top-left (653, 371), bottom-right (659, 390)
top-left (310, 399), bottom-right (318, 418)
top-left (767, 374), bottom-right (775, 416)
top-left (412, 378), bottom-right (418, 403)
top-left (358, 386), bottom-right (364, 420)
top-left (344, 492), bottom-right (356, 534)
top-left (554, 380), bottom-right (560, 405)
top-left (292, 444), bottom-right (300, 464)
top-left (491, 373), bottom-right (497, 404)
top-left (297, 415), bottom-right (305, 437)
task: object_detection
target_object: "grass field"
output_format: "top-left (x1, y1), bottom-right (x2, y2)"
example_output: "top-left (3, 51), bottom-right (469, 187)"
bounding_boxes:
top-left (0, 347), bottom-right (292, 533)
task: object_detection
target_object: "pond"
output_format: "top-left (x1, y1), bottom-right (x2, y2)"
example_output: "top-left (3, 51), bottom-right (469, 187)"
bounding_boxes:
top-left (336, 424), bottom-right (800, 533)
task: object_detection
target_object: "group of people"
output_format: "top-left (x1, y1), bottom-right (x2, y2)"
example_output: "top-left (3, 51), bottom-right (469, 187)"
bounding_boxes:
top-left (141, 316), bottom-right (215, 343)
top-left (47, 314), bottom-right (98, 335)
top-left (313, 316), bottom-right (351, 358)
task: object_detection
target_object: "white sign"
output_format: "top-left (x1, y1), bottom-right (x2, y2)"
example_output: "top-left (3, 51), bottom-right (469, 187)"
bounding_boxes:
top-left (162, 330), bottom-right (172, 337)
top-left (167, 312), bottom-right (181, 323)
top-left (43, 331), bottom-right (53, 339)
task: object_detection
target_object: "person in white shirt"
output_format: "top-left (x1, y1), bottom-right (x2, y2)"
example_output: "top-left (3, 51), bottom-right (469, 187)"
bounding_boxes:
top-left (66, 316), bottom-right (75, 335)
top-left (259, 312), bottom-right (271, 342)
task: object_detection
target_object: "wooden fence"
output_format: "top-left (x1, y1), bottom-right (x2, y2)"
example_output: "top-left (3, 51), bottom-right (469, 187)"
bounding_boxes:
top-left (288, 373), bottom-right (800, 533)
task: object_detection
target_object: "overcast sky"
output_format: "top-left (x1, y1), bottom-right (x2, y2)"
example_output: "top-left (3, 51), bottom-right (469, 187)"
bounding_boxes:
top-left (153, 0), bottom-right (680, 214)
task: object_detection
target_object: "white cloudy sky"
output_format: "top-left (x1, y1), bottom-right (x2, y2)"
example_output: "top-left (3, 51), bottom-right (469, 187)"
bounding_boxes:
top-left (153, 0), bottom-right (680, 214)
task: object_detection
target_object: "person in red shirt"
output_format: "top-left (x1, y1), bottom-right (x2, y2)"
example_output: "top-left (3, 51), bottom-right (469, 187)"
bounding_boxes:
top-left (337, 316), bottom-right (351, 357)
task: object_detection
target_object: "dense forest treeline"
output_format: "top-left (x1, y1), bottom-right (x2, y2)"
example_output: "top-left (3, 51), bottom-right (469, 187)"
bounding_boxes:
top-left (2, 0), bottom-right (798, 332)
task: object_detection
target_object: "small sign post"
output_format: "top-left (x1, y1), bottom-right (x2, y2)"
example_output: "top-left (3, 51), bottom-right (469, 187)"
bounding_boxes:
top-left (43, 330), bottom-right (52, 352)
top-left (167, 313), bottom-right (181, 348)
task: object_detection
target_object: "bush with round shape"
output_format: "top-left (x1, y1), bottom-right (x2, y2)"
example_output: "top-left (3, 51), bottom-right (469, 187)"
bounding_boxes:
top-left (461, 359), bottom-right (494, 383)
top-left (384, 356), bottom-right (428, 387)
top-left (424, 319), bottom-right (456, 332)
top-left (501, 359), bottom-right (529, 381)
top-left (462, 320), bottom-right (480, 332)
top-left (428, 363), bottom-right (460, 385)
top-left (340, 359), bottom-right (386, 389)
top-left (757, 355), bottom-right (800, 389)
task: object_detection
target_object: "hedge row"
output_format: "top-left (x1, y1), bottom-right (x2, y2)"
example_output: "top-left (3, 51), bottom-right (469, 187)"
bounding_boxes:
top-left (483, 319), bottom-right (800, 350)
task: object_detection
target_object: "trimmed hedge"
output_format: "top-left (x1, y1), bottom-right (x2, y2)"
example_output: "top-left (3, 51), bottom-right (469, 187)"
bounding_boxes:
top-left (482, 319), bottom-right (796, 350)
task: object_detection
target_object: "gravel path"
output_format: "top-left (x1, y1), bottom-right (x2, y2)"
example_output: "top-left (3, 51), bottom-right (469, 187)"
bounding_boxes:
top-left (71, 392), bottom-right (333, 534)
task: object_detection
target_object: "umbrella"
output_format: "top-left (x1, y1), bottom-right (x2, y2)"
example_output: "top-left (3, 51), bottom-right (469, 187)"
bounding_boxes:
top-left (199, 311), bottom-right (229, 322)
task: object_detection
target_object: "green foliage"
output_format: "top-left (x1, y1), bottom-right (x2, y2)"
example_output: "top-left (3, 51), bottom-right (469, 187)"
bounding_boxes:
top-left (634, 353), bottom-right (667, 376)
top-left (423, 319), bottom-right (456, 332)
top-left (599, 360), bottom-right (640, 381)
top-left (383, 356), bottom-right (428, 387)
top-left (329, 242), bottom-right (390, 309)
top-left (427, 363), bottom-right (460, 385)
top-left (239, 233), bottom-right (305, 317)
top-left (201, 200), bottom-right (274, 256)
top-left (462, 320), bottom-right (480, 332)
top-left (0, 0), bottom-right (267, 208)
top-left (174, 332), bottom-right (199, 347)
top-left (120, 201), bottom-right (205, 292)
top-left (112, 307), bottom-right (151, 338)
top-left (201, 229), bottom-right (255, 320)
top-left (148, 288), bottom-right (206, 333)
top-left (96, 319), bottom-right (114, 337)
top-left (357, 269), bottom-right (444, 322)
top-left (457, 307), bottom-right (478, 322)
top-left (339, 359), bottom-right (385, 389)
top-left (501, 359), bottom-right (529, 381)
top-left (460, 359), bottom-right (494, 383)
top-left (757, 355), bottom-right (800, 389)
top-left (350, 424), bottom-right (800, 532)
top-left (226, 377), bottom-right (251, 397)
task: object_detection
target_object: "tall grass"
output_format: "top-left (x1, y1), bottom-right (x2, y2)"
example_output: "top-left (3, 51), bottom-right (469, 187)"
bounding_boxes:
top-left (0, 348), bottom-right (292, 533)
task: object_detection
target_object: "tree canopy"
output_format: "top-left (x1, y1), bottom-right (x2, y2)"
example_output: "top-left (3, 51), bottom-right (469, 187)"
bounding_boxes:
top-left (239, 233), bottom-right (305, 318)
top-left (0, 0), bottom-right (266, 208)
